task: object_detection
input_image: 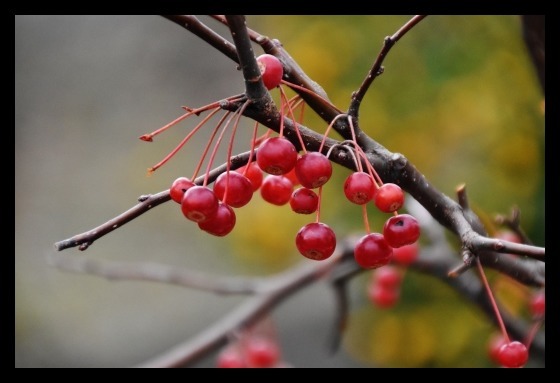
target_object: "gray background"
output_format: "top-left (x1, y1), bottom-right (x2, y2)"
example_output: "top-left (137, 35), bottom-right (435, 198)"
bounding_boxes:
top-left (15, 15), bottom-right (365, 368)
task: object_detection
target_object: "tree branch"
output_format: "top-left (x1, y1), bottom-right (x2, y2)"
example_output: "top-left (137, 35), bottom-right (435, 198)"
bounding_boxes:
top-left (54, 151), bottom-right (253, 252)
top-left (136, 250), bottom-right (346, 367)
top-left (225, 15), bottom-right (269, 100)
top-left (162, 15), bottom-right (239, 63)
top-left (348, 15), bottom-right (427, 118)
top-left (47, 253), bottom-right (262, 294)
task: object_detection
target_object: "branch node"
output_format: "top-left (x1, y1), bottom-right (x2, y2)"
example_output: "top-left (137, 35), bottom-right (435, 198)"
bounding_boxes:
top-left (79, 242), bottom-right (91, 251)
top-left (138, 194), bottom-right (151, 202)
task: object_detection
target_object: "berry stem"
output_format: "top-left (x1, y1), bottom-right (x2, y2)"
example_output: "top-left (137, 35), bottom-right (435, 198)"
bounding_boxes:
top-left (362, 204), bottom-right (371, 234)
top-left (190, 111), bottom-right (231, 181)
top-left (203, 108), bottom-right (244, 187)
top-left (242, 121), bottom-right (261, 178)
top-left (315, 186), bottom-right (324, 223)
top-left (279, 86), bottom-right (307, 153)
top-left (346, 116), bottom-right (363, 173)
top-left (139, 95), bottom-right (243, 142)
top-left (475, 256), bottom-right (510, 343)
top-left (318, 114), bottom-right (347, 153)
top-left (148, 107), bottom-right (222, 175)
top-left (223, 100), bottom-right (251, 202)
top-left (281, 79), bottom-right (343, 113)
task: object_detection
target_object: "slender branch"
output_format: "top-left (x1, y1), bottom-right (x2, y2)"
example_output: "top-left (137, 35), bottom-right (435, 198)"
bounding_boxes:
top-left (162, 15), bottom-right (239, 63)
top-left (47, 252), bottom-right (261, 295)
top-left (53, 151), bottom-right (253, 251)
top-left (52, 197), bottom-right (544, 366)
top-left (136, 250), bottom-right (346, 367)
top-left (348, 15), bottom-right (427, 118)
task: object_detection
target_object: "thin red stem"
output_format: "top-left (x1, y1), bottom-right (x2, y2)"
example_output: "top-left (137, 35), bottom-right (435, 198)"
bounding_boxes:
top-left (148, 107), bottom-right (221, 174)
top-left (202, 110), bottom-right (241, 187)
top-left (279, 86), bottom-right (307, 153)
top-left (346, 117), bottom-right (363, 173)
top-left (362, 204), bottom-right (371, 234)
top-left (242, 121), bottom-right (261, 178)
top-left (190, 111), bottom-right (231, 181)
top-left (139, 95), bottom-right (243, 142)
top-left (315, 186), bottom-right (323, 223)
top-left (318, 114), bottom-right (347, 153)
top-left (475, 257), bottom-right (510, 343)
top-left (281, 79), bottom-right (343, 114)
top-left (223, 100), bottom-right (251, 202)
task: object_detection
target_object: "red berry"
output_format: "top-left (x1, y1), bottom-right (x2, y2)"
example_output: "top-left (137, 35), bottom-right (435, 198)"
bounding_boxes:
top-left (392, 242), bottom-right (419, 265)
top-left (237, 162), bottom-right (263, 191)
top-left (374, 183), bottom-right (405, 213)
top-left (497, 341), bottom-right (529, 368)
top-left (294, 152), bottom-right (332, 189)
top-left (529, 290), bottom-right (545, 318)
top-left (257, 137), bottom-right (298, 176)
top-left (244, 336), bottom-right (281, 368)
top-left (260, 175), bottom-right (294, 206)
top-left (198, 202), bottom-right (236, 236)
top-left (256, 54), bottom-right (283, 90)
top-left (290, 187), bottom-right (319, 214)
top-left (488, 333), bottom-right (507, 365)
top-left (216, 345), bottom-right (247, 368)
top-left (343, 172), bottom-right (375, 205)
top-left (213, 171), bottom-right (253, 208)
top-left (367, 284), bottom-right (399, 309)
top-left (354, 233), bottom-right (393, 269)
top-left (170, 177), bottom-right (195, 204)
top-left (383, 214), bottom-right (420, 248)
top-left (181, 186), bottom-right (219, 223)
top-left (373, 265), bottom-right (402, 290)
top-left (295, 222), bottom-right (337, 260)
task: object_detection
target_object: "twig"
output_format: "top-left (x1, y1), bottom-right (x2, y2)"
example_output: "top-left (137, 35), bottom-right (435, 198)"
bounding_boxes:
top-left (136, 250), bottom-right (346, 367)
top-left (348, 15), bottom-right (427, 118)
top-left (54, 151), bottom-right (254, 251)
top-left (162, 15), bottom-right (238, 63)
top-left (48, 252), bottom-right (262, 295)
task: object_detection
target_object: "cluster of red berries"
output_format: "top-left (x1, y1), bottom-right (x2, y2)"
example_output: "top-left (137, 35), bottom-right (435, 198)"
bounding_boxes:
top-left (145, 53), bottom-right (421, 268)
top-left (216, 334), bottom-right (285, 368)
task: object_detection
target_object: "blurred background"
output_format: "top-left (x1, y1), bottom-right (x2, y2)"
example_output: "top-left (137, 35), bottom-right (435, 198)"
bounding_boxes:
top-left (15, 15), bottom-right (544, 367)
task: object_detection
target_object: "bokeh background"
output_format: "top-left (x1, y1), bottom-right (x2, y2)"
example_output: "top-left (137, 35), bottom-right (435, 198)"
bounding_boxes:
top-left (15, 15), bottom-right (544, 367)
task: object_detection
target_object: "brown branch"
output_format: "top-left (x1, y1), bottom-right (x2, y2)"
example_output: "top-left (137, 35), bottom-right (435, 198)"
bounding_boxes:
top-left (53, 16), bottom-right (545, 366)
top-left (47, 253), bottom-right (261, 295)
top-left (52, 198), bottom-right (544, 367)
top-left (162, 15), bottom-right (239, 63)
top-left (54, 151), bottom-right (253, 252)
top-left (136, 250), bottom-right (346, 367)
top-left (398, 198), bottom-right (545, 360)
top-left (348, 15), bottom-right (427, 119)
top-left (350, 136), bottom-right (545, 268)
